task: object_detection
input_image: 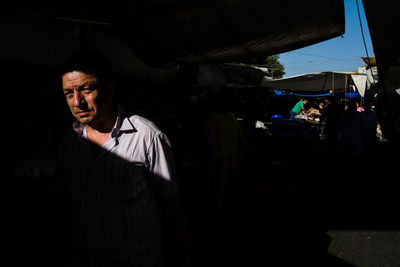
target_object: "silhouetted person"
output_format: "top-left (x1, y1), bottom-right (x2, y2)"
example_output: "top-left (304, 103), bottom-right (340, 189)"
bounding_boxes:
top-left (356, 101), bottom-right (365, 112)
top-left (361, 97), bottom-right (378, 155)
top-left (205, 89), bottom-right (245, 252)
top-left (324, 96), bottom-right (341, 154)
top-left (39, 52), bottom-right (190, 267)
top-left (336, 100), bottom-right (365, 159)
top-left (318, 102), bottom-right (327, 137)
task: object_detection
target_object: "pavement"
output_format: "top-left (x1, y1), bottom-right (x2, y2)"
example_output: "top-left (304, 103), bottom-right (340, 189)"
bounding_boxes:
top-left (328, 230), bottom-right (400, 267)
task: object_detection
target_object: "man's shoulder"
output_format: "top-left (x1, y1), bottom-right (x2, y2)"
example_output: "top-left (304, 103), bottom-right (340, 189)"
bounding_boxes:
top-left (126, 114), bottom-right (163, 136)
top-left (125, 114), bottom-right (172, 147)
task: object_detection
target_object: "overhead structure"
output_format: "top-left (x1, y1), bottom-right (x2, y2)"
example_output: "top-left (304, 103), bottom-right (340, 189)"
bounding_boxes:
top-left (1, 1), bottom-right (344, 80)
top-left (362, 0), bottom-right (400, 94)
top-left (260, 71), bottom-right (376, 97)
top-left (260, 71), bottom-right (351, 92)
top-left (196, 63), bottom-right (267, 88)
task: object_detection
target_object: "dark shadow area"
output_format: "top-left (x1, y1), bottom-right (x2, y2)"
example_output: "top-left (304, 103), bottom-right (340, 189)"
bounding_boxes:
top-left (3, 60), bottom-right (400, 266)
top-left (6, 127), bottom-right (188, 267)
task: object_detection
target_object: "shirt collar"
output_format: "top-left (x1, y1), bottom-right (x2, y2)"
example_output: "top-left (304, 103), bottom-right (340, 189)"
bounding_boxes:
top-left (72, 120), bottom-right (86, 137)
top-left (111, 105), bottom-right (137, 138)
top-left (72, 105), bottom-right (137, 140)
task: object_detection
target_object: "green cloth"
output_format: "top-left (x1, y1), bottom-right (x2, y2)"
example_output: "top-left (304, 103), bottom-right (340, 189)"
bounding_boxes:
top-left (291, 101), bottom-right (304, 114)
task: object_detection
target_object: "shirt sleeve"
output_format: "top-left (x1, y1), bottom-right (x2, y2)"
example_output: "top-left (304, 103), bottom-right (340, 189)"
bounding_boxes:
top-left (148, 132), bottom-right (178, 198)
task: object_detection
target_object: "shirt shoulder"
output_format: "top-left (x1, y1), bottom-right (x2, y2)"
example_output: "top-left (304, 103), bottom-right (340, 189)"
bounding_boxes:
top-left (129, 115), bottom-right (163, 136)
top-left (126, 115), bottom-right (171, 148)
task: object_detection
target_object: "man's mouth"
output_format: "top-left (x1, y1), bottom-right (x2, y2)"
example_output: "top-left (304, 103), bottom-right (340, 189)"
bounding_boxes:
top-left (76, 110), bottom-right (90, 117)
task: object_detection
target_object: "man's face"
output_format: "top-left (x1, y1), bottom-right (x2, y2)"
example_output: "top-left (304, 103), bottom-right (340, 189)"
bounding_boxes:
top-left (62, 71), bottom-right (110, 125)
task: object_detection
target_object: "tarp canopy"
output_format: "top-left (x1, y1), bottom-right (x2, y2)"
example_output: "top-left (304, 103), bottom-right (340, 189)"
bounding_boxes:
top-left (196, 63), bottom-right (267, 88)
top-left (260, 71), bottom-right (351, 92)
top-left (358, 65), bottom-right (378, 88)
top-left (1, 1), bottom-right (344, 80)
top-left (351, 74), bottom-right (367, 97)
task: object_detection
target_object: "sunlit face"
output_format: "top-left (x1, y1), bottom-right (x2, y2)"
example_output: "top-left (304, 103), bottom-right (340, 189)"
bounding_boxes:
top-left (62, 71), bottom-right (112, 125)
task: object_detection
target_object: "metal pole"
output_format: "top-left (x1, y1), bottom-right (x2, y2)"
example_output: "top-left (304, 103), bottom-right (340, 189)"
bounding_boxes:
top-left (344, 73), bottom-right (347, 105)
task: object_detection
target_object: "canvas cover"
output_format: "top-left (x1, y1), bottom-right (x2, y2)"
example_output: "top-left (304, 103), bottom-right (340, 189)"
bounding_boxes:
top-left (260, 71), bottom-right (350, 92)
top-left (2, 1), bottom-right (344, 80)
top-left (351, 74), bottom-right (367, 97)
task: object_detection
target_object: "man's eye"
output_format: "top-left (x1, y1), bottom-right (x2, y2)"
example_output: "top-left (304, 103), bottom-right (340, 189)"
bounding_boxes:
top-left (82, 87), bottom-right (94, 93)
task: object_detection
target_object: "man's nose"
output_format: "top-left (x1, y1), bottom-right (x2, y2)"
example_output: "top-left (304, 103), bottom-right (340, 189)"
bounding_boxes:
top-left (72, 91), bottom-right (84, 106)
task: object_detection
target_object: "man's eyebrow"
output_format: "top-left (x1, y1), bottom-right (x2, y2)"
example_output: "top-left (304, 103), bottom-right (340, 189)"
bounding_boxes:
top-left (63, 81), bottom-right (93, 91)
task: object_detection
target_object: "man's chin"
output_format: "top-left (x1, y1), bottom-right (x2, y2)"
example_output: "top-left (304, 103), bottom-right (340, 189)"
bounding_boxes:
top-left (75, 116), bottom-right (93, 124)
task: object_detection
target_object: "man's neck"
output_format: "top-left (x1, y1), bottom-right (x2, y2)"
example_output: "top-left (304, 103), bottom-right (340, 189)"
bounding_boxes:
top-left (87, 119), bottom-right (115, 134)
top-left (86, 123), bottom-right (114, 147)
top-left (85, 108), bottom-right (117, 147)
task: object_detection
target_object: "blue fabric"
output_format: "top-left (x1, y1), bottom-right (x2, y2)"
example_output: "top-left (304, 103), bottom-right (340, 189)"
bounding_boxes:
top-left (274, 89), bottom-right (332, 98)
top-left (345, 92), bottom-right (361, 98)
top-left (271, 114), bottom-right (284, 120)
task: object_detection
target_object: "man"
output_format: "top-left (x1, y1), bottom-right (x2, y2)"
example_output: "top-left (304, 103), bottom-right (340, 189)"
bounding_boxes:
top-left (47, 52), bottom-right (190, 267)
top-left (290, 99), bottom-right (309, 119)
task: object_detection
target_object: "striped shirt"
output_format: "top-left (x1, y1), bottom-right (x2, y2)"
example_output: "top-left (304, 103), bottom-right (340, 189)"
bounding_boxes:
top-left (57, 108), bottom-right (177, 266)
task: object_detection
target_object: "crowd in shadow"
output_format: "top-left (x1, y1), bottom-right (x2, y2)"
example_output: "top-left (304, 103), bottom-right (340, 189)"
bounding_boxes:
top-left (136, 85), bottom-right (400, 266)
top-left (4, 61), bottom-right (400, 266)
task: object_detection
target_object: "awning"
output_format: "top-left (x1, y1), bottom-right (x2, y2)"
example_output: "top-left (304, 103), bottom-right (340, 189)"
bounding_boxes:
top-left (260, 71), bottom-right (351, 92)
top-left (1, 1), bottom-right (345, 80)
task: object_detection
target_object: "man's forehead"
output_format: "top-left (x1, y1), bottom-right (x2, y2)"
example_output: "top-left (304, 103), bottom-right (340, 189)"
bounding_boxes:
top-left (62, 71), bottom-right (97, 87)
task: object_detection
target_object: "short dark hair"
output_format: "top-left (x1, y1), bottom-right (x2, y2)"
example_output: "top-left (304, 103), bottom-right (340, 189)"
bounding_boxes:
top-left (59, 51), bottom-right (112, 85)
